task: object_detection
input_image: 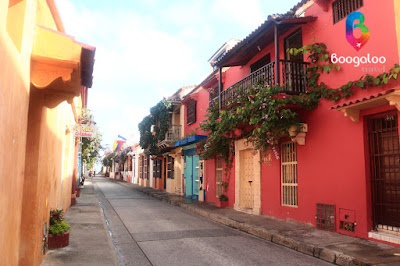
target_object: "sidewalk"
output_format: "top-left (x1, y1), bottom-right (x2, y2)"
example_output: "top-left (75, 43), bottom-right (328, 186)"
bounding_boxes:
top-left (42, 177), bottom-right (119, 266)
top-left (114, 179), bottom-right (400, 266)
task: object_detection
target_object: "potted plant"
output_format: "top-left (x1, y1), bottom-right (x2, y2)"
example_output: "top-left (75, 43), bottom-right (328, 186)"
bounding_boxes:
top-left (48, 209), bottom-right (71, 249)
top-left (215, 194), bottom-right (229, 208)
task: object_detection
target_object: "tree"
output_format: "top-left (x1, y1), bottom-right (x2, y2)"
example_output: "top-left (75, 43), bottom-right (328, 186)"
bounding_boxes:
top-left (82, 130), bottom-right (103, 171)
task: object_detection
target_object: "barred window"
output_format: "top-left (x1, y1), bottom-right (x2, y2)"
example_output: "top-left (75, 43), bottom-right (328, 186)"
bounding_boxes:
top-left (187, 101), bottom-right (196, 125)
top-left (215, 157), bottom-right (223, 197)
top-left (209, 85), bottom-right (219, 106)
top-left (167, 156), bottom-right (174, 179)
top-left (281, 142), bottom-right (298, 207)
top-left (139, 155), bottom-right (143, 179)
top-left (153, 159), bottom-right (162, 179)
top-left (144, 155), bottom-right (149, 179)
top-left (332, 0), bottom-right (364, 24)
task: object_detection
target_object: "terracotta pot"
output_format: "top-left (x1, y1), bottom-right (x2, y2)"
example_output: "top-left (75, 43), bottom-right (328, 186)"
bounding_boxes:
top-left (215, 200), bottom-right (229, 208)
top-left (76, 186), bottom-right (81, 197)
top-left (48, 231), bottom-right (69, 249)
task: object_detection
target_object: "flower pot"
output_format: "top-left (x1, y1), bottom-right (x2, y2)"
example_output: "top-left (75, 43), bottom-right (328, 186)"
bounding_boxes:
top-left (215, 200), bottom-right (229, 208)
top-left (48, 231), bottom-right (69, 249)
top-left (76, 186), bottom-right (81, 197)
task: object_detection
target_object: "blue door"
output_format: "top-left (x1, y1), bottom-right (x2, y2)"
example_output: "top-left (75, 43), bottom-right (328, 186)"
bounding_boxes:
top-left (184, 155), bottom-right (199, 199)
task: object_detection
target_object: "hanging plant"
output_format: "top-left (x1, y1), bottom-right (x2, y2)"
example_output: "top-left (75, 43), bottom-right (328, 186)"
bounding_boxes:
top-left (198, 41), bottom-right (400, 190)
top-left (139, 99), bottom-right (172, 155)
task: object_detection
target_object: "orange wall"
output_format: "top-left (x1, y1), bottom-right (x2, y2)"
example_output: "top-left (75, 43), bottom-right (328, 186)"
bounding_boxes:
top-left (1, 0), bottom-right (85, 264)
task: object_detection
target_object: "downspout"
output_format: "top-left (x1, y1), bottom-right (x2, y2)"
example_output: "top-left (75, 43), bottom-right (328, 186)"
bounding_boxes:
top-left (274, 22), bottom-right (280, 85)
top-left (218, 67), bottom-right (222, 109)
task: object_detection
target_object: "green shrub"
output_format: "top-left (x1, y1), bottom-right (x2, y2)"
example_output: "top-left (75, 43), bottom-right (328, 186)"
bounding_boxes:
top-left (49, 220), bottom-right (71, 235)
top-left (49, 209), bottom-right (71, 235)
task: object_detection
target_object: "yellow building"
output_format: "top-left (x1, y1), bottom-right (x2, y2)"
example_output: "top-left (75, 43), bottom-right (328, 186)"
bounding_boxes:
top-left (0, 0), bottom-right (95, 265)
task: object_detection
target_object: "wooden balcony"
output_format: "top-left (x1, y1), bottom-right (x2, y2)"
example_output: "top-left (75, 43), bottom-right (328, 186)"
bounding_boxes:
top-left (220, 60), bottom-right (309, 110)
top-left (157, 125), bottom-right (181, 150)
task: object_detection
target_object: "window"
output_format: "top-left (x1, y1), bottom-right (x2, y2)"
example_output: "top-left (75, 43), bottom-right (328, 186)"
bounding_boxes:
top-left (133, 155), bottom-right (136, 178)
top-left (215, 157), bottom-right (223, 197)
top-left (209, 85), bottom-right (219, 105)
top-left (153, 158), bottom-right (162, 179)
top-left (167, 156), bottom-right (174, 179)
top-left (250, 53), bottom-right (271, 73)
top-left (187, 100), bottom-right (196, 125)
top-left (281, 142), bottom-right (298, 207)
top-left (139, 155), bottom-right (143, 179)
top-left (332, 0), bottom-right (364, 24)
top-left (144, 155), bottom-right (149, 179)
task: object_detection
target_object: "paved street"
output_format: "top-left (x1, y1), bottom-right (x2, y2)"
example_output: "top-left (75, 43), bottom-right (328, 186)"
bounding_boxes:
top-left (93, 177), bottom-right (329, 266)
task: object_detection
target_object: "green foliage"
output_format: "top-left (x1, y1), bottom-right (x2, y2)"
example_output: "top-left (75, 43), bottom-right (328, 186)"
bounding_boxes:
top-left (49, 209), bottom-right (70, 235)
top-left (80, 109), bottom-right (103, 170)
top-left (49, 220), bottom-right (71, 235)
top-left (102, 151), bottom-right (116, 167)
top-left (115, 146), bottom-right (132, 164)
top-left (82, 131), bottom-right (103, 170)
top-left (138, 99), bottom-right (172, 155)
top-left (198, 42), bottom-right (400, 192)
top-left (219, 194), bottom-right (228, 202)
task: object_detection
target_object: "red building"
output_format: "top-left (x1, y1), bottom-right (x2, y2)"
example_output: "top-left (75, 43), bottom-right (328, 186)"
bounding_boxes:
top-left (192, 0), bottom-right (400, 245)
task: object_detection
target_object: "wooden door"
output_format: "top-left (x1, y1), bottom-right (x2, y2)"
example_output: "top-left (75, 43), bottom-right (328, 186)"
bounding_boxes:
top-left (368, 113), bottom-right (400, 228)
top-left (240, 149), bottom-right (254, 209)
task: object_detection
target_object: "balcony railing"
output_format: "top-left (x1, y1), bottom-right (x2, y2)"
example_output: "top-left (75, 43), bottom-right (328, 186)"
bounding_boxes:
top-left (220, 60), bottom-right (309, 110)
top-left (157, 125), bottom-right (181, 150)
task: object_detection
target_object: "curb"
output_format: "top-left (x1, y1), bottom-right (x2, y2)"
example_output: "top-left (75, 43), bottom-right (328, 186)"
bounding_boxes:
top-left (115, 180), bottom-right (369, 266)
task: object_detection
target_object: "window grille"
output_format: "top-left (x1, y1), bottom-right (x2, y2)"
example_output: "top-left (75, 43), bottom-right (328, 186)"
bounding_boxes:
top-left (144, 155), bottom-right (149, 179)
top-left (215, 157), bottom-right (223, 197)
top-left (153, 159), bottom-right (162, 179)
top-left (139, 155), bottom-right (144, 179)
top-left (167, 156), bottom-right (174, 179)
top-left (316, 204), bottom-right (336, 231)
top-left (281, 142), bottom-right (298, 207)
top-left (187, 101), bottom-right (196, 125)
top-left (332, 0), bottom-right (364, 24)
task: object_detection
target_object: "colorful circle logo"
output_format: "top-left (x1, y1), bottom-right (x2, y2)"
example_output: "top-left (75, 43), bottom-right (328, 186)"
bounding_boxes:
top-left (346, 12), bottom-right (370, 51)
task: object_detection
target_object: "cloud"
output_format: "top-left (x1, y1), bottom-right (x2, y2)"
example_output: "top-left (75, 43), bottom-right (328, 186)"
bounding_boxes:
top-left (212, 0), bottom-right (264, 30)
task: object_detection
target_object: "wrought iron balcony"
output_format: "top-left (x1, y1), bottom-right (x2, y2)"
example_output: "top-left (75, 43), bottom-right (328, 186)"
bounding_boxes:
top-left (157, 125), bottom-right (181, 150)
top-left (220, 60), bottom-right (309, 110)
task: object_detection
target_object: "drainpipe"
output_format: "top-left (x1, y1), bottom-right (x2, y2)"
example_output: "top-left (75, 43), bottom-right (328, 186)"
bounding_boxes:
top-left (218, 66), bottom-right (222, 109)
top-left (274, 23), bottom-right (280, 85)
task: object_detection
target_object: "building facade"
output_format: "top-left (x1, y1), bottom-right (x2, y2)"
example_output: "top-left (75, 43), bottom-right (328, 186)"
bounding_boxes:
top-left (0, 0), bottom-right (95, 264)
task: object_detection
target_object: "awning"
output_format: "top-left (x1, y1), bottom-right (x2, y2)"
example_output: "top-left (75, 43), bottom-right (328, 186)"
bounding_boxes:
top-left (215, 16), bottom-right (317, 67)
top-left (174, 135), bottom-right (207, 147)
top-left (330, 89), bottom-right (400, 122)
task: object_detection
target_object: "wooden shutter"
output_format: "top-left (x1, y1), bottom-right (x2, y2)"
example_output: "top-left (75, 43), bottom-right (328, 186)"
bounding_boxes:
top-left (167, 156), bottom-right (174, 179)
top-left (332, 0), bottom-right (364, 24)
top-left (187, 101), bottom-right (196, 125)
top-left (139, 155), bottom-right (143, 179)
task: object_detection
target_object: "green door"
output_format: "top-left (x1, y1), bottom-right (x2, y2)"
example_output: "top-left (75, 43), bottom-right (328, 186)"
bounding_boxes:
top-left (184, 155), bottom-right (193, 197)
top-left (184, 155), bottom-right (199, 199)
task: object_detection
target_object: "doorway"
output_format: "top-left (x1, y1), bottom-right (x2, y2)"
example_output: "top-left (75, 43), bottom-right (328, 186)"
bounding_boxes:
top-left (184, 155), bottom-right (199, 199)
top-left (283, 29), bottom-right (306, 92)
top-left (368, 112), bottom-right (400, 229)
top-left (240, 149), bottom-right (254, 209)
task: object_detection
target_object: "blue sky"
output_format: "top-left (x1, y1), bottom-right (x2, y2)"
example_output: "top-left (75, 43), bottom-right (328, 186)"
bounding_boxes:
top-left (55, 0), bottom-right (301, 152)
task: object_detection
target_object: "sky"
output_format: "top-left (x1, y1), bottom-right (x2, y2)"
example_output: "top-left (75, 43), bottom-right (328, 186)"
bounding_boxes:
top-left (55, 0), bottom-right (302, 152)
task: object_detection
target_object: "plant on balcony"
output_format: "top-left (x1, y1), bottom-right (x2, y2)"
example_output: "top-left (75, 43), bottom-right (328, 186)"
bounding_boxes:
top-left (198, 42), bottom-right (400, 186)
top-left (115, 146), bottom-right (132, 164)
top-left (138, 99), bottom-right (172, 155)
top-left (48, 209), bottom-right (71, 249)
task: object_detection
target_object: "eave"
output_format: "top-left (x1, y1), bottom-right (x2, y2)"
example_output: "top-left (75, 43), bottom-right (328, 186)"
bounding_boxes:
top-left (216, 16), bottom-right (317, 68)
